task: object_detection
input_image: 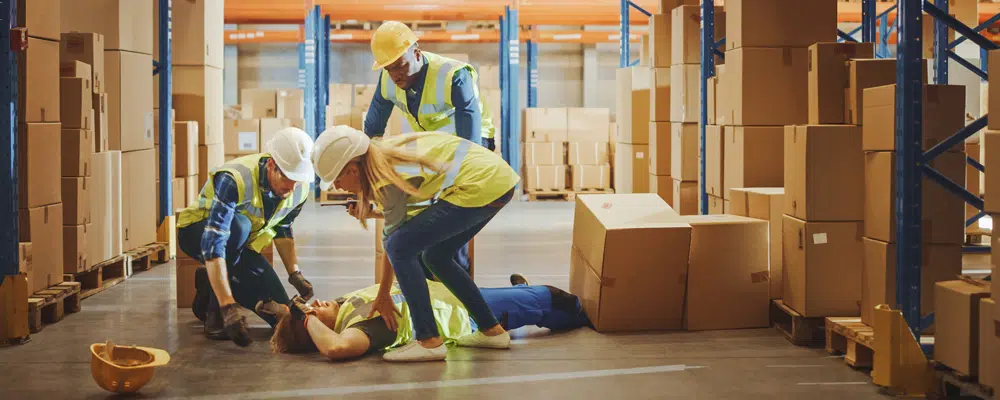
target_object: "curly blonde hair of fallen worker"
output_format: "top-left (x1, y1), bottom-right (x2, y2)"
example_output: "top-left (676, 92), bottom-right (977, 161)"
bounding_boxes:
top-left (269, 312), bottom-right (319, 354)
top-left (352, 133), bottom-right (448, 229)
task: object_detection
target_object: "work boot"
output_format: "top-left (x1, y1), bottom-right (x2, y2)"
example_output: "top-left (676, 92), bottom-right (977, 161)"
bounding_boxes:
top-left (204, 301), bottom-right (228, 341)
top-left (192, 267), bottom-right (210, 322)
top-left (510, 273), bottom-right (530, 286)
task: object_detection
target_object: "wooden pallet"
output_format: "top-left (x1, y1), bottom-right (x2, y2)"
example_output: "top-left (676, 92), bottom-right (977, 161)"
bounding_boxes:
top-left (64, 254), bottom-right (131, 300)
top-left (526, 188), bottom-right (613, 202)
top-left (27, 282), bottom-right (81, 333)
top-left (769, 299), bottom-right (826, 347)
top-left (825, 317), bottom-right (875, 369)
top-left (930, 362), bottom-right (995, 400)
top-left (333, 21), bottom-right (371, 30)
top-left (467, 21), bottom-right (500, 31)
top-left (127, 242), bottom-right (170, 272)
top-left (408, 20), bottom-right (447, 31)
top-left (965, 228), bottom-right (992, 245)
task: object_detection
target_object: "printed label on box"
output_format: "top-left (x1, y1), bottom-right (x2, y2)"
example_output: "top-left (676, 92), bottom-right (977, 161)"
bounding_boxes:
top-left (813, 233), bottom-right (828, 245)
top-left (636, 152), bottom-right (645, 159)
top-left (238, 132), bottom-right (259, 151)
top-left (145, 112), bottom-right (154, 140)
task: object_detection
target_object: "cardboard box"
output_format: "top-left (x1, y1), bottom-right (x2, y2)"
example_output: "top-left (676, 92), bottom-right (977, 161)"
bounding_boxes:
top-left (657, 0), bottom-right (698, 14)
top-left (650, 174), bottom-right (674, 205)
top-left (967, 142), bottom-right (982, 231)
top-left (63, 224), bottom-right (89, 274)
top-left (864, 151), bottom-right (965, 244)
top-left (649, 122), bottom-right (671, 176)
top-left (680, 215), bottom-right (770, 330)
top-left (862, 238), bottom-right (962, 326)
top-left (19, 123), bottom-right (61, 209)
top-left (175, 121), bottom-right (199, 177)
top-left (672, 5), bottom-right (725, 66)
top-left (59, 61), bottom-right (91, 81)
top-left (992, 50), bottom-right (1000, 130)
top-left (18, 204), bottom-right (63, 293)
top-left (724, 126), bottom-right (784, 200)
top-left (276, 89), bottom-right (305, 120)
top-left (524, 165), bottom-right (567, 191)
top-left (706, 125), bottom-right (724, 197)
top-left (328, 83), bottom-right (354, 108)
top-left (719, 47), bottom-right (809, 126)
top-left (241, 88), bottom-right (277, 119)
top-left (672, 179), bottom-right (699, 215)
top-left (106, 50), bottom-right (154, 152)
top-left (153, 144), bottom-right (175, 183)
top-left (60, 33), bottom-right (105, 94)
top-left (670, 123), bottom-right (698, 182)
top-left (19, 38), bottom-right (59, 123)
top-left (569, 194), bottom-right (690, 332)
top-left (863, 84), bottom-right (967, 152)
top-left (62, 177), bottom-right (90, 225)
top-left (61, 0), bottom-right (153, 54)
top-left (89, 151), bottom-right (120, 266)
top-left (707, 76), bottom-right (718, 125)
top-left (979, 298), bottom-right (998, 389)
top-left (62, 129), bottom-right (93, 178)
top-left (524, 108), bottom-right (568, 142)
top-left (782, 215), bottom-right (863, 317)
top-left (224, 119), bottom-right (260, 156)
top-left (922, 17), bottom-right (956, 59)
top-left (650, 68), bottom-right (671, 122)
top-left (846, 59), bottom-right (928, 125)
top-left (808, 43), bottom-right (875, 125)
top-left (567, 142), bottom-right (607, 165)
top-left (567, 108), bottom-right (610, 142)
top-left (259, 118), bottom-right (285, 150)
top-left (934, 279), bottom-right (992, 376)
top-left (729, 187), bottom-right (785, 299)
top-left (60, 77), bottom-right (93, 129)
top-left (173, 65), bottom-right (224, 145)
top-left (669, 64), bottom-right (700, 123)
top-left (156, 0), bottom-right (224, 68)
top-left (985, 131), bottom-right (1000, 213)
top-left (784, 125), bottom-right (864, 222)
top-left (175, 253), bottom-right (202, 308)
top-left (0, 272), bottom-right (30, 340)
top-left (649, 14), bottom-right (672, 68)
top-left (170, 177), bottom-right (185, 209)
top-left (614, 143), bottom-right (650, 194)
top-left (726, 0), bottom-right (837, 50)
top-left (570, 165), bottom-right (610, 190)
top-left (198, 143), bottom-right (224, 186)
top-left (93, 93), bottom-right (109, 152)
top-left (615, 68), bottom-right (651, 144)
top-left (152, 108), bottom-right (174, 144)
top-left (524, 142), bottom-right (566, 165)
top-left (714, 65), bottom-right (729, 125)
top-left (185, 175), bottom-right (200, 208)
top-left (18, 0), bottom-right (60, 41)
top-left (477, 65), bottom-right (500, 89)
top-left (122, 150), bottom-right (156, 251)
top-left (707, 195), bottom-right (724, 215)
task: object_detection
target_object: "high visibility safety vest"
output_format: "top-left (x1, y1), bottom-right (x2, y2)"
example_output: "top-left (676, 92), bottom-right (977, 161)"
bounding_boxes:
top-left (333, 281), bottom-right (474, 349)
top-left (374, 133), bottom-right (519, 223)
top-left (176, 154), bottom-right (310, 253)
top-left (379, 51), bottom-right (496, 139)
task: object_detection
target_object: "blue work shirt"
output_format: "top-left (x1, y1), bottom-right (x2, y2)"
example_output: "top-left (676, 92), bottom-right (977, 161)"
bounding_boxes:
top-left (200, 157), bottom-right (304, 261)
top-left (363, 57), bottom-right (482, 143)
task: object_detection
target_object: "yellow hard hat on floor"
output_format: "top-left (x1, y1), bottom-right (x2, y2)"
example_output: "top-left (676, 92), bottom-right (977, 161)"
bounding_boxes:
top-left (90, 341), bottom-right (170, 394)
top-left (371, 21), bottom-right (418, 70)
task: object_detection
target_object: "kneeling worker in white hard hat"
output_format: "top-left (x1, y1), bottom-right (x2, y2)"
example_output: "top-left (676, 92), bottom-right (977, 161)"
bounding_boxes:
top-left (311, 126), bottom-right (519, 362)
top-left (176, 127), bottom-right (317, 347)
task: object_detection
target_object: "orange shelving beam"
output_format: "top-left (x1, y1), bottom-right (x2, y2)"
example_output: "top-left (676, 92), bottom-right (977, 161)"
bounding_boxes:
top-left (224, 29), bottom-right (641, 44)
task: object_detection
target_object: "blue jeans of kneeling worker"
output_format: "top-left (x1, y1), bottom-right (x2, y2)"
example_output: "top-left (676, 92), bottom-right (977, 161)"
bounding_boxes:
top-left (176, 214), bottom-right (291, 327)
top-left (384, 189), bottom-right (515, 341)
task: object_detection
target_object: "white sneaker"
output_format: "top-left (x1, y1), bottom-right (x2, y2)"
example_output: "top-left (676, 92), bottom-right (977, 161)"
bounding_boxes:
top-left (382, 341), bottom-right (447, 362)
top-left (456, 331), bottom-right (511, 349)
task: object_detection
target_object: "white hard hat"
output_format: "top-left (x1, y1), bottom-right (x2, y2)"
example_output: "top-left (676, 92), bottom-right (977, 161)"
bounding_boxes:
top-left (266, 127), bottom-right (316, 183)
top-left (312, 126), bottom-right (371, 191)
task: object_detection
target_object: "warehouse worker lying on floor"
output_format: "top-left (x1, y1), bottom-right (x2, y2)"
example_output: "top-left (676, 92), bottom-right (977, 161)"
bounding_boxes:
top-left (261, 274), bottom-right (590, 361)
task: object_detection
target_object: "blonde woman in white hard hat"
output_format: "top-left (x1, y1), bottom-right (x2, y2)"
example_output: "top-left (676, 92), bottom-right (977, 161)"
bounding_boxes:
top-left (176, 127), bottom-right (316, 347)
top-left (312, 126), bottom-right (519, 362)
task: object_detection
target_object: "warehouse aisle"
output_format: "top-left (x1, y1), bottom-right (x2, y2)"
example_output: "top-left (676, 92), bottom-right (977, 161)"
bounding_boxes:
top-left (0, 201), bottom-right (886, 399)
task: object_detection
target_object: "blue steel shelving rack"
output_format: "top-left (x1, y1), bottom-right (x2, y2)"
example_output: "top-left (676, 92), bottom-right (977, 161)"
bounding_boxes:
top-left (154, 0), bottom-right (173, 230)
top-left (303, 5), bottom-right (329, 198)
top-left (499, 6), bottom-right (521, 175)
top-left (1, 0), bottom-right (18, 277)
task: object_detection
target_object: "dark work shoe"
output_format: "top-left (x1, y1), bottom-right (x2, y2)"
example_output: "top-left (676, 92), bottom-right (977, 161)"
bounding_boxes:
top-left (204, 302), bottom-right (228, 341)
top-left (510, 273), bottom-right (530, 286)
top-left (192, 267), bottom-right (210, 322)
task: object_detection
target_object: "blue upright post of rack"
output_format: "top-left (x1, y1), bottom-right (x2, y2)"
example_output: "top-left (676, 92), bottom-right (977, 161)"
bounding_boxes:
top-left (0, 0), bottom-right (19, 277)
top-left (934, 0), bottom-right (949, 83)
top-left (499, 14), bottom-right (509, 163)
top-left (699, 1), bottom-right (716, 215)
top-left (527, 39), bottom-right (537, 108)
top-left (156, 0), bottom-right (172, 225)
top-left (297, 43), bottom-right (306, 90)
top-left (506, 6), bottom-right (521, 176)
top-left (619, 0), bottom-right (629, 68)
top-left (304, 7), bottom-right (318, 196)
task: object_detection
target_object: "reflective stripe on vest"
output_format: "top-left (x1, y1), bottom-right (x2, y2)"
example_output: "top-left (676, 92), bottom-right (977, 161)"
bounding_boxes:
top-left (379, 52), bottom-right (485, 135)
top-left (409, 139), bottom-right (471, 207)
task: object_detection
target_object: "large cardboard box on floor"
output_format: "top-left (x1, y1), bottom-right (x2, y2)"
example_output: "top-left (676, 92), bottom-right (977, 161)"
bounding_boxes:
top-left (224, 119), bottom-right (261, 156)
top-left (198, 143), bottom-right (224, 185)
top-left (725, 0), bottom-right (837, 50)
top-left (729, 188), bottom-right (785, 299)
top-left (106, 50), bottom-right (154, 152)
top-left (650, 68), bottom-right (671, 122)
top-left (724, 126), bottom-right (783, 200)
top-left (18, 0), bottom-right (60, 41)
top-left (845, 59), bottom-right (928, 125)
top-left (241, 88), bottom-right (277, 119)
top-left (62, 129), bottom-right (93, 178)
top-left (648, 14), bottom-right (672, 68)
top-left (863, 84), bottom-right (966, 152)
top-left (63, 224), bottom-right (89, 274)
top-left (155, 0), bottom-right (224, 68)
top-left (649, 122), bottom-right (671, 176)
top-left (524, 142), bottom-right (565, 166)
top-left (861, 238), bottom-right (961, 327)
top-left (672, 179), bottom-right (698, 215)
top-left (864, 151), bottom-right (965, 244)
top-left (173, 65), bottom-right (224, 145)
top-left (61, 0), bottom-right (153, 54)
top-left (524, 165), bottom-right (566, 191)
top-left (19, 123), bottom-right (61, 209)
top-left (680, 215), bottom-right (769, 330)
top-left (934, 279), bottom-right (992, 376)
top-left (670, 123), bottom-right (698, 182)
top-left (570, 194), bottom-right (691, 332)
top-left (720, 47), bottom-right (809, 126)
top-left (567, 108), bottom-right (610, 143)
top-left (808, 43), bottom-right (875, 125)
top-left (669, 64), bottom-right (700, 124)
top-left (570, 165), bottom-right (610, 190)
top-left (783, 216), bottom-right (863, 317)
top-left (122, 150), bottom-right (156, 251)
top-left (567, 142), bottom-right (608, 165)
top-left (613, 144), bottom-right (650, 194)
top-left (672, 5), bottom-right (725, 66)
top-left (19, 38), bottom-right (59, 123)
top-left (19, 204), bottom-right (64, 293)
top-left (89, 151), bottom-right (122, 266)
top-left (979, 298), bottom-right (998, 389)
top-left (650, 174), bottom-right (673, 205)
top-left (784, 125), bottom-right (864, 222)
top-left (523, 108), bottom-right (568, 143)
top-left (61, 33), bottom-right (105, 94)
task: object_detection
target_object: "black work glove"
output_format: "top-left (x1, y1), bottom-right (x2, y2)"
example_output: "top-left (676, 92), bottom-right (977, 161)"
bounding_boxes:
top-left (288, 295), bottom-right (313, 321)
top-left (221, 303), bottom-right (252, 347)
top-left (288, 271), bottom-right (314, 300)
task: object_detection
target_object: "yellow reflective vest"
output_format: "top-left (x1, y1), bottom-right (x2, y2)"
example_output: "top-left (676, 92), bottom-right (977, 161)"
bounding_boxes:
top-left (176, 153), bottom-right (310, 253)
top-left (379, 51), bottom-right (496, 139)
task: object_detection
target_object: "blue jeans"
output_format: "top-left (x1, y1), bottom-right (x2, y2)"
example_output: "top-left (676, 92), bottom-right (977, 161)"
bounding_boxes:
top-left (177, 215), bottom-right (290, 327)
top-left (384, 189), bottom-right (514, 340)
top-left (479, 285), bottom-right (590, 332)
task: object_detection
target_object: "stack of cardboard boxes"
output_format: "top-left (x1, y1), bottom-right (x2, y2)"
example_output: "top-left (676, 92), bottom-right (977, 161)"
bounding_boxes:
top-left (59, 57), bottom-right (94, 276)
top-left (523, 108), bottom-right (568, 191)
top-left (18, 0), bottom-right (63, 293)
top-left (614, 68), bottom-right (650, 194)
top-left (974, 50), bottom-right (1000, 389)
top-left (568, 108), bottom-right (611, 191)
top-left (933, 278), bottom-right (994, 388)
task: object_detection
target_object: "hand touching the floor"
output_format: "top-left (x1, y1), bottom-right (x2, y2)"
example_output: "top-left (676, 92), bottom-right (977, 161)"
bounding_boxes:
top-left (288, 271), bottom-right (314, 300)
top-left (368, 294), bottom-right (401, 331)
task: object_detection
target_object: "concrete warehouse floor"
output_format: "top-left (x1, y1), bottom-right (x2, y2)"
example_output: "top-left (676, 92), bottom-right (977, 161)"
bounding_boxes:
top-left (1, 200), bottom-right (903, 399)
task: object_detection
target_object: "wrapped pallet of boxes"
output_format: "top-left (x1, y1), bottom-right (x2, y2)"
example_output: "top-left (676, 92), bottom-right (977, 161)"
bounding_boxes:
top-left (567, 108), bottom-right (611, 191)
top-left (523, 108), bottom-right (568, 193)
top-left (615, 67), bottom-right (650, 194)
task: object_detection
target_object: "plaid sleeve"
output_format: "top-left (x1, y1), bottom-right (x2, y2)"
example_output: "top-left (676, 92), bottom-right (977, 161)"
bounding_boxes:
top-left (200, 172), bottom-right (240, 261)
top-left (272, 202), bottom-right (305, 239)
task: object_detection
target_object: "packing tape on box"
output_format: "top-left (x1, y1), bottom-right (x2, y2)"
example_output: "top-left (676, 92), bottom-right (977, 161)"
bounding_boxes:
top-left (750, 270), bottom-right (769, 284)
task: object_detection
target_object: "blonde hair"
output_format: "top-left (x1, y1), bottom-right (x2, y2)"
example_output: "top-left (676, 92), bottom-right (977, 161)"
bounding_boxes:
top-left (353, 133), bottom-right (447, 229)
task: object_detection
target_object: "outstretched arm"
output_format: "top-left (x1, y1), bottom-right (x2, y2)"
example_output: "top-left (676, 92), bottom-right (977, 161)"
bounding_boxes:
top-left (304, 317), bottom-right (371, 361)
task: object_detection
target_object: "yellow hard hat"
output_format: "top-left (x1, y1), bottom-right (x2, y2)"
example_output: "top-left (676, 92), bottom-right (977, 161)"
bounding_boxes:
top-left (370, 21), bottom-right (418, 70)
top-left (90, 341), bottom-right (170, 394)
